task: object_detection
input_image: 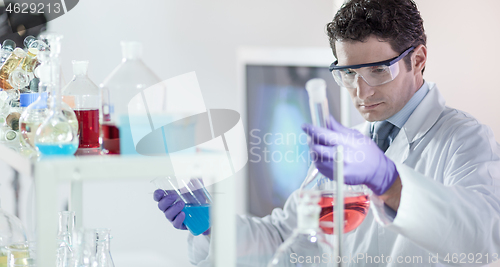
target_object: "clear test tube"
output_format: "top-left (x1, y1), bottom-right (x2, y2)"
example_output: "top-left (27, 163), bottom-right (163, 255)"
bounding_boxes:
top-left (300, 78), bottom-right (330, 190)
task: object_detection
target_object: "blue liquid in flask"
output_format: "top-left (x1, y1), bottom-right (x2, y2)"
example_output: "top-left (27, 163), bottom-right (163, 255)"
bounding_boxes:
top-left (183, 204), bottom-right (210, 236)
top-left (36, 143), bottom-right (78, 156)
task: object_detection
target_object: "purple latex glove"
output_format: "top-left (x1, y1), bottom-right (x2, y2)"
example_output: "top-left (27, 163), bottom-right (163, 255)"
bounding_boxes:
top-left (301, 116), bottom-right (399, 195)
top-left (153, 189), bottom-right (211, 235)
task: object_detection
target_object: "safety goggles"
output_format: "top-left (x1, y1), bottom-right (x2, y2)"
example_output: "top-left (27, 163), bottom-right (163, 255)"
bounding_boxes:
top-left (329, 47), bottom-right (414, 88)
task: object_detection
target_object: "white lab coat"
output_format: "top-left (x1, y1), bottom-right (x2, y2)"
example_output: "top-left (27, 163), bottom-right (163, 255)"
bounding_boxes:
top-left (188, 81), bottom-right (500, 266)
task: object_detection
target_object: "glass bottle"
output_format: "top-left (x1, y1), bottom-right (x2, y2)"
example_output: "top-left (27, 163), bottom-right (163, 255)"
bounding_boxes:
top-left (268, 190), bottom-right (333, 267)
top-left (100, 41), bottom-right (162, 154)
top-left (0, 39), bottom-right (16, 64)
top-left (34, 34), bottom-right (79, 156)
top-left (0, 48), bottom-right (27, 90)
top-left (0, 193), bottom-right (28, 267)
top-left (56, 211), bottom-right (75, 267)
top-left (22, 35), bottom-right (47, 74)
top-left (62, 60), bottom-right (101, 154)
top-left (36, 46), bottom-right (78, 134)
top-left (94, 229), bottom-right (115, 267)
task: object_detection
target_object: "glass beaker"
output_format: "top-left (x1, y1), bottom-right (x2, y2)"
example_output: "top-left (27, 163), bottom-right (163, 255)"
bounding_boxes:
top-left (100, 41), bottom-right (163, 154)
top-left (62, 60), bottom-right (101, 152)
top-left (152, 176), bottom-right (212, 236)
top-left (0, 197), bottom-right (27, 267)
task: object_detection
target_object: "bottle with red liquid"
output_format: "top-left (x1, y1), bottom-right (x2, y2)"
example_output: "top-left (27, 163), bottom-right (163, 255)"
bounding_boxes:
top-left (99, 41), bottom-right (162, 155)
top-left (62, 60), bottom-right (101, 155)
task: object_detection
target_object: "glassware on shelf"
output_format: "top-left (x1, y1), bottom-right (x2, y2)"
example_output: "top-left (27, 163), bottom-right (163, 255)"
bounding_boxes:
top-left (0, 48), bottom-right (27, 90)
top-left (56, 211), bottom-right (75, 267)
top-left (34, 34), bottom-right (79, 156)
top-left (0, 39), bottom-right (16, 64)
top-left (0, 196), bottom-right (28, 267)
top-left (62, 60), bottom-right (101, 155)
top-left (94, 229), bottom-right (115, 267)
top-left (268, 190), bottom-right (333, 267)
top-left (19, 85), bottom-right (49, 151)
top-left (152, 176), bottom-right (212, 236)
top-left (100, 41), bottom-right (163, 154)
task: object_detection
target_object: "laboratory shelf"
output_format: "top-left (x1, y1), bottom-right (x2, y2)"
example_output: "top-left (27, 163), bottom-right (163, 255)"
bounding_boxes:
top-left (0, 143), bottom-right (235, 267)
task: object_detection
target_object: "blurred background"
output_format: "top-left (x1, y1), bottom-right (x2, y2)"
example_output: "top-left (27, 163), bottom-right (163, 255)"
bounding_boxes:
top-left (1, 0), bottom-right (500, 266)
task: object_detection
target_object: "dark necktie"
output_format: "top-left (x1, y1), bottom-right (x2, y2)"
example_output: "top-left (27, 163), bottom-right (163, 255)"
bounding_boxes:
top-left (371, 121), bottom-right (396, 152)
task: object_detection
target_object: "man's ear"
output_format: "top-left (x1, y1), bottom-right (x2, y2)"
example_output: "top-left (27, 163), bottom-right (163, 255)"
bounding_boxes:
top-left (412, 44), bottom-right (427, 75)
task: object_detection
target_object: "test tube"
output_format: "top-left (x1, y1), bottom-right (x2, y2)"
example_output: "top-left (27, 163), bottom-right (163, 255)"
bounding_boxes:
top-left (300, 78), bottom-right (330, 190)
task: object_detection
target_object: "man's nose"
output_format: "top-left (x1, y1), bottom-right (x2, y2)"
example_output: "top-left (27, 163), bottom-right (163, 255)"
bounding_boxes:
top-left (355, 76), bottom-right (375, 100)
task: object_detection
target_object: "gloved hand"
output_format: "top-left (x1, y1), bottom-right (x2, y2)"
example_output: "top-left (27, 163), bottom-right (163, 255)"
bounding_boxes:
top-left (153, 189), bottom-right (211, 235)
top-left (301, 116), bottom-right (399, 195)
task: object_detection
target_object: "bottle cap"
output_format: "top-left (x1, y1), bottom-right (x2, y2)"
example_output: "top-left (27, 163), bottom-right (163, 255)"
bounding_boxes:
top-left (20, 93), bottom-right (39, 107)
top-left (72, 60), bottom-right (89, 76)
top-left (121, 41), bottom-right (142, 60)
top-left (305, 78), bottom-right (327, 103)
top-left (29, 78), bottom-right (40, 92)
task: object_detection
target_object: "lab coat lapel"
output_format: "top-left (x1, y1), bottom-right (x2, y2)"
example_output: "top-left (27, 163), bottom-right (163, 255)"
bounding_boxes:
top-left (385, 82), bottom-right (446, 163)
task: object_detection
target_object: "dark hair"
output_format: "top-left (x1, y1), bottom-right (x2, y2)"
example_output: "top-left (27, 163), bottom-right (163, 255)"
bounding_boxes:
top-left (326, 0), bottom-right (426, 72)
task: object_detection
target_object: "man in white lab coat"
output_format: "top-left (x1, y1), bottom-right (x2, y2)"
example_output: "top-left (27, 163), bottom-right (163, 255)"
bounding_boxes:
top-left (155, 0), bottom-right (500, 265)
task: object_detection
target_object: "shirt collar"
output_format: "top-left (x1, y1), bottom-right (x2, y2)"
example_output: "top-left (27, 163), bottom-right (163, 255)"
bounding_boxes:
top-left (382, 81), bottom-right (429, 129)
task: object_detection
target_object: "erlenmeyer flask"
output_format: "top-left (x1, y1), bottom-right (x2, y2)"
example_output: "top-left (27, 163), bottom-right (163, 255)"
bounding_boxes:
top-left (34, 34), bottom-right (79, 156)
top-left (62, 60), bottom-right (101, 154)
top-left (56, 211), bottom-right (75, 267)
top-left (268, 190), bottom-right (333, 267)
top-left (94, 229), bottom-right (115, 267)
top-left (100, 41), bottom-right (163, 154)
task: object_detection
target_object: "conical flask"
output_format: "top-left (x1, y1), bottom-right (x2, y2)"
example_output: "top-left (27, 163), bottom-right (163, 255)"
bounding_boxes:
top-left (268, 190), bottom-right (333, 267)
top-left (94, 229), bottom-right (115, 267)
top-left (100, 41), bottom-right (163, 154)
top-left (62, 60), bottom-right (101, 154)
top-left (34, 34), bottom-right (79, 156)
top-left (56, 211), bottom-right (75, 267)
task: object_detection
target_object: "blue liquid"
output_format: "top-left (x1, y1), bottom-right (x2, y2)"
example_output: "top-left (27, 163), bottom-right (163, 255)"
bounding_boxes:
top-left (183, 204), bottom-right (210, 236)
top-left (36, 143), bottom-right (78, 156)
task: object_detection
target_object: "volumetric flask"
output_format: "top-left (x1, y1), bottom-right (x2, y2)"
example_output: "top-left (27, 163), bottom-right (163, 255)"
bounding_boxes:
top-left (152, 176), bottom-right (212, 236)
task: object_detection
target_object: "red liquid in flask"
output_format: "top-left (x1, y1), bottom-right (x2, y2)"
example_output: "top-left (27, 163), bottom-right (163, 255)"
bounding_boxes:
top-left (74, 109), bottom-right (100, 148)
top-left (101, 123), bottom-right (120, 154)
top-left (319, 193), bottom-right (370, 234)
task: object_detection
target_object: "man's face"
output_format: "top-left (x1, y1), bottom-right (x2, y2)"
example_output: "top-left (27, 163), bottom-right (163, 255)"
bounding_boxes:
top-left (335, 36), bottom-right (418, 122)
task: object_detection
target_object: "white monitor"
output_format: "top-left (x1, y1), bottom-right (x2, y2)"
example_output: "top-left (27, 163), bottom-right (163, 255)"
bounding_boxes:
top-left (237, 47), bottom-right (363, 216)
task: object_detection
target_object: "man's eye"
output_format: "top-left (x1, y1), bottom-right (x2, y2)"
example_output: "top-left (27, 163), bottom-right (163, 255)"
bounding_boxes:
top-left (371, 67), bottom-right (386, 73)
top-left (343, 69), bottom-right (356, 75)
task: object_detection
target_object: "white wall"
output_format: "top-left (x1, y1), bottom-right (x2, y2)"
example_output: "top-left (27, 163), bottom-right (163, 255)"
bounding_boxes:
top-left (416, 0), bottom-right (500, 142)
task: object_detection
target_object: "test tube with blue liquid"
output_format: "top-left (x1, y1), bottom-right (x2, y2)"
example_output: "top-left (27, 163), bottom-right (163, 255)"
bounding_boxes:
top-left (152, 176), bottom-right (212, 236)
